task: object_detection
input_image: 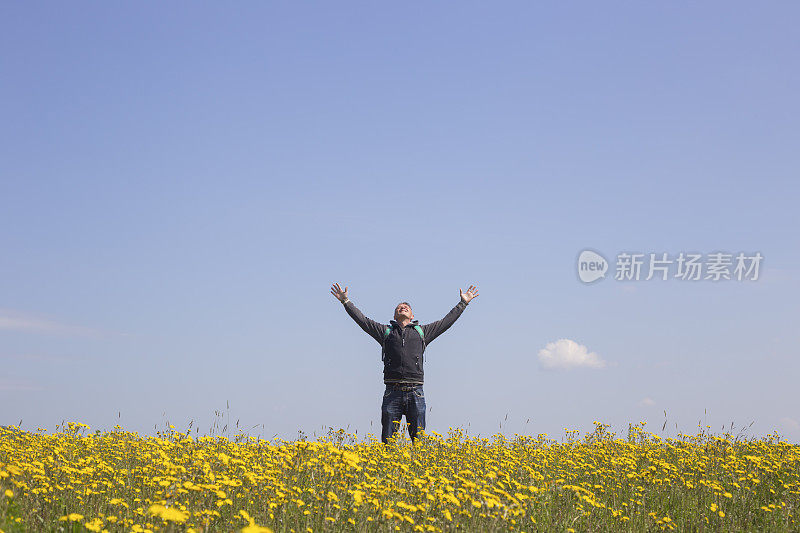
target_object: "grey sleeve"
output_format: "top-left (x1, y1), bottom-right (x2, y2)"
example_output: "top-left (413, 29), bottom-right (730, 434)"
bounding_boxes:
top-left (342, 300), bottom-right (386, 344)
top-left (421, 300), bottom-right (468, 345)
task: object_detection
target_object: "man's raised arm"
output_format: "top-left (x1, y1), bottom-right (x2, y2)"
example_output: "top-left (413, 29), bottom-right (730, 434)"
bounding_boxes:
top-left (331, 282), bottom-right (385, 344)
top-left (422, 285), bottom-right (479, 345)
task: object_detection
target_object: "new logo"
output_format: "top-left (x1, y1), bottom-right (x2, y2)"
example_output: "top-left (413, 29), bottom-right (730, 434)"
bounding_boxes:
top-left (577, 250), bottom-right (608, 283)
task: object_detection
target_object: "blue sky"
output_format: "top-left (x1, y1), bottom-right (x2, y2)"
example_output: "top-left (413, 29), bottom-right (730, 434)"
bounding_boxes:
top-left (2, 3), bottom-right (798, 442)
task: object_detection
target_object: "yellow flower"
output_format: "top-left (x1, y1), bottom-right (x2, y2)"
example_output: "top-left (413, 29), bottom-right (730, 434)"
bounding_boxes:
top-left (241, 525), bottom-right (274, 533)
top-left (442, 492), bottom-right (461, 507)
top-left (59, 513), bottom-right (84, 522)
top-left (84, 517), bottom-right (104, 532)
top-left (148, 504), bottom-right (189, 523)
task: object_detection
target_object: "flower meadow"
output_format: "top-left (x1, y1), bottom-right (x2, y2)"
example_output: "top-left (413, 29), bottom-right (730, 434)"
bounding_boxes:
top-left (1, 421), bottom-right (798, 532)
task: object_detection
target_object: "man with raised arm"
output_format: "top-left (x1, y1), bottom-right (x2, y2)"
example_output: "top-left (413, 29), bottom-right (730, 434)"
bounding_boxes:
top-left (330, 283), bottom-right (479, 444)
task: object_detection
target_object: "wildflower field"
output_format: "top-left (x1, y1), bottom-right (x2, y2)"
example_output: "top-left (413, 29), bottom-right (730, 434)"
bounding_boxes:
top-left (1, 421), bottom-right (798, 532)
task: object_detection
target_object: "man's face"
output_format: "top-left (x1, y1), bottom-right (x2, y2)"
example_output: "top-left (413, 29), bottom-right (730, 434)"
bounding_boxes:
top-left (394, 302), bottom-right (413, 322)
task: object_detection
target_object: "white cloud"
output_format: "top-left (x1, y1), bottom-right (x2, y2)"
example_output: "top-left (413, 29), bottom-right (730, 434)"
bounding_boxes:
top-left (0, 353), bottom-right (87, 363)
top-left (0, 309), bottom-right (106, 337)
top-left (538, 339), bottom-right (606, 370)
top-left (640, 397), bottom-right (656, 407)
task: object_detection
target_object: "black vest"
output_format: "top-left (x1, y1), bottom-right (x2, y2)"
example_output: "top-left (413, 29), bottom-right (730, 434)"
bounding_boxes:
top-left (382, 321), bottom-right (425, 383)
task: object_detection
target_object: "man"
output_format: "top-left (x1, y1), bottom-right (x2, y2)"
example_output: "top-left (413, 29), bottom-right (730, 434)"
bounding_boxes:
top-left (330, 282), bottom-right (479, 444)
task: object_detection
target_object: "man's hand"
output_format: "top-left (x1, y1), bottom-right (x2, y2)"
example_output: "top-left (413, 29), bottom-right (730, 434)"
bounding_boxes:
top-left (460, 284), bottom-right (479, 304)
top-left (331, 282), bottom-right (349, 303)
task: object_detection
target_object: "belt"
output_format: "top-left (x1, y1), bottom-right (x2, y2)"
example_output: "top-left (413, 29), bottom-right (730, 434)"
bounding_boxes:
top-left (385, 383), bottom-right (423, 391)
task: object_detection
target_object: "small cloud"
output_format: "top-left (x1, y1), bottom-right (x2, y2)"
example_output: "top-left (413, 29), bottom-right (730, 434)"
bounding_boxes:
top-left (0, 353), bottom-right (88, 364)
top-left (640, 397), bottom-right (656, 407)
top-left (0, 309), bottom-right (108, 337)
top-left (538, 339), bottom-right (606, 370)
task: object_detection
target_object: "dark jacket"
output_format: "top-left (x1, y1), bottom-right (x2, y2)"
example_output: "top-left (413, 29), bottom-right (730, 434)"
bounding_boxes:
top-left (342, 299), bottom-right (469, 384)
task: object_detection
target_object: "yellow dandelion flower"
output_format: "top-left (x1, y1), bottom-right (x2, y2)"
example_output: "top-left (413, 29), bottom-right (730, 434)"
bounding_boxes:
top-left (241, 524), bottom-right (274, 533)
top-left (148, 504), bottom-right (189, 523)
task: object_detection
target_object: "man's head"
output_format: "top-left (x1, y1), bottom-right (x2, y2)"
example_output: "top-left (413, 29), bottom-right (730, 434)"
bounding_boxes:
top-left (394, 301), bottom-right (414, 322)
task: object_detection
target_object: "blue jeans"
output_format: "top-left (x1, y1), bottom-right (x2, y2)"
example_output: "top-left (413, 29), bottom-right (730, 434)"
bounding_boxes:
top-left (381, 384), bottom-right (426, 444)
